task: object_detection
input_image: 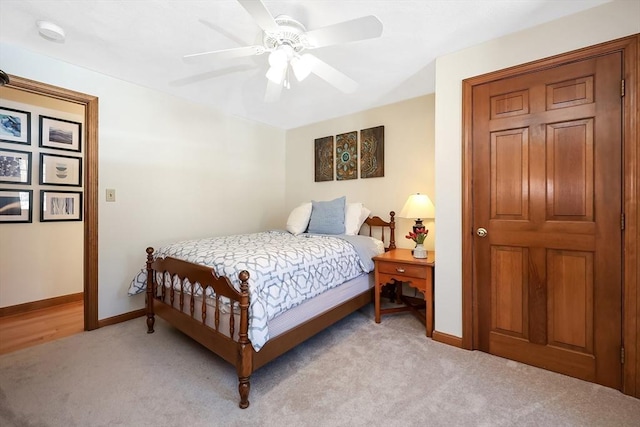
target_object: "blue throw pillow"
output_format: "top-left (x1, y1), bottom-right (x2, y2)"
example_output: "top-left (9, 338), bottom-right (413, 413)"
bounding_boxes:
top-left (307, 196), bottom-right (346, 235)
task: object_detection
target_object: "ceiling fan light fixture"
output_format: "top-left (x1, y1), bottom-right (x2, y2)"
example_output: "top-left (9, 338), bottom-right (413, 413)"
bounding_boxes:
top-left (290, 55), bottom-right (312, 82)
top-left (265, 65), bottom-right (285, 84)
top-left (268, 49), bottom-right (288, 69)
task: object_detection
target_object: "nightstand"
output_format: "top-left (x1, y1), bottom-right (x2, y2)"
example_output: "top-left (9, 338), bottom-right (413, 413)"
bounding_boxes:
top-left (373, 249), bottom-right (435, 337)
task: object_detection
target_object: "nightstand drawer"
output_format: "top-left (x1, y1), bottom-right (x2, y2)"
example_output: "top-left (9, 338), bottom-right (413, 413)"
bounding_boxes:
top-left (378, 263), bottom-right (427, 279)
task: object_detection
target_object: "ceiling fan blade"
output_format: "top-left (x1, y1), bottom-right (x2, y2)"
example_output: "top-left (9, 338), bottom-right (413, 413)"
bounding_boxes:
top-left (170, 65), bottom-right (257, 87)
top-left (183, 45), bottom-right (265, 63)
top-left (264, 79), bottom-right (283, 103)
top-left (197, 19), bottom-right (248, 47)
top-left (305, 15), bottom-right (383, 48)
top-left (304, 54), bottom-right (358, 94)
top-left (237, 0), bottom-right (280, 33)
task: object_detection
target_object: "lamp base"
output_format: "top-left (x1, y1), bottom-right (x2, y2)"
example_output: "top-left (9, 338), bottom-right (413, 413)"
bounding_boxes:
top-left (413, 219), bottom-right (425, 233)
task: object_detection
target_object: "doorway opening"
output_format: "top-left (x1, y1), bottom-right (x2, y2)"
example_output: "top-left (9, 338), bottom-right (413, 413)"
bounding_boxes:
top-left (4, 75), bottom-right (98, 332)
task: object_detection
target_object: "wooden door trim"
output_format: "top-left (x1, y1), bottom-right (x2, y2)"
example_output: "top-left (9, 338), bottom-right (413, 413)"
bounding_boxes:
top-left (6, 75), bottom-right (99, 331)
top-left (462, 34), bottom-right (639, 396)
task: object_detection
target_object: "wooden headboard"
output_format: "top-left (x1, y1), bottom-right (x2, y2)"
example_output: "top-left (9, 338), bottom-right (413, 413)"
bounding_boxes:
top-left (361, 211), bottom-right (396, 250)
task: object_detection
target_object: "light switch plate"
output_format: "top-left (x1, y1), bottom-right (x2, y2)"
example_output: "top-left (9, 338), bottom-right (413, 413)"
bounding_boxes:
top-left (106, 189), bottom-right (116, 202)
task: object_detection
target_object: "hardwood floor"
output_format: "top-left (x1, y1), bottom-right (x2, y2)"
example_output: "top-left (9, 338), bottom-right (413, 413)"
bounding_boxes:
top-left (0, 301), bottom-right (84, 355)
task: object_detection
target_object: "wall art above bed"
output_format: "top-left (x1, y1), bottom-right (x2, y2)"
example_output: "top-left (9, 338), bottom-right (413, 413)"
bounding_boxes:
top-left (360, 125), bottom-right (384, 178)
top-left (314, 135), bottom-right (334, 182)
top-left (336, 131), bottom-right (357, 181)
top-left (313, 125), bottom-right (384, 182)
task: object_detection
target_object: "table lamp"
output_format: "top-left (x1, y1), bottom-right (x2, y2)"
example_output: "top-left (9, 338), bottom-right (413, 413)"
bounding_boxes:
top-left (399, 193), bottom-right (435, 233)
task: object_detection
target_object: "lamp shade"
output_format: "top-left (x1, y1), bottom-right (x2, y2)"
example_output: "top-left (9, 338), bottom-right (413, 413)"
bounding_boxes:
top-left (399, 193), bottom-right (435, 220)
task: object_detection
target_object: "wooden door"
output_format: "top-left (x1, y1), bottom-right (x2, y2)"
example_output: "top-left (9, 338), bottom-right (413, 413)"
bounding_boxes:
top-left (472, 52), bottom-right (623, 388)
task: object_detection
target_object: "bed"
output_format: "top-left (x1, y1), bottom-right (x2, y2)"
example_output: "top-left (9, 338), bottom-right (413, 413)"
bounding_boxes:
top-left (130, 203), bottom-right (395, 408)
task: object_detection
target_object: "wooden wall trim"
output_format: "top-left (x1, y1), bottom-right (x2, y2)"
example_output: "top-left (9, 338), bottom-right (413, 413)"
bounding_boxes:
top-left (433, 330), bottom-right (463, 348)
top-left (0, 293), bottom-right (83, 318)
top-left (97, 309), bottom-right (145, 328)
top-left (6, 75), bottom-right (100, 331)
top-left (622, 34), bottom-right (639, 397)
top-left (461, 34), bottom-right (639, 397)
top-left (461, 79), bottom-right (474, 351)
top-left (84, 95), bottom-right (99, 331)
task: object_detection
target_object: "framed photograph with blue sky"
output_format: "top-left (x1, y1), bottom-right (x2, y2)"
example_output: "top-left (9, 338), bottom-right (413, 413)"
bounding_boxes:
top-left (0, 106), bottom-right (31, 145)
top-left (0, 148), bottom-right (32, 185)
top-left (39, 115), bottom-right (82, 153)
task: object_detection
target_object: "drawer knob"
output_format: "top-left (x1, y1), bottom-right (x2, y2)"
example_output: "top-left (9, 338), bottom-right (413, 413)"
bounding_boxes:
top-left (396, 268), bottom-right (405, 273)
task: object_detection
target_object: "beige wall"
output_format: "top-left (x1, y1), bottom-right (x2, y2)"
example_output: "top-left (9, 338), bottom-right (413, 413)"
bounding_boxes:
top-left (0, 87), bottom-right (85, 307)
top-left (434, 0), bottom-right (640, 337)
top-left (1, 43), bottom-right (286, 318)
top-left (285, 94), bottom-right (436, 251)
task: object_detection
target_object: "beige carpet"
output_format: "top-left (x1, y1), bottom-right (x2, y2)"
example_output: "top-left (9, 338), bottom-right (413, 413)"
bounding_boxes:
top-left (1, 305), bottom-right (639, 427)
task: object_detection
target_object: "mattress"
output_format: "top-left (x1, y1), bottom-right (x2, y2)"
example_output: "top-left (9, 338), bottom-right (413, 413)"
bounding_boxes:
top-left (157, 272), bottom-right (373, 343)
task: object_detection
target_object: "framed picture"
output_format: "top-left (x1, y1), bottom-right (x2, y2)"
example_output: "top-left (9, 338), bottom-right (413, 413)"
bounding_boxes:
top-left (39, 115), bottom-right (82, 152)
top-left (39, 153), bottom-right (82, 186)
top-left (40, 190), bottom-right (83, 222)
top-left (0, 189), bottom-right (32, 223)
top-left (0, 148), bottom-right (32, 185)
top-left (314, 136), bottom-right (334, 182)
top-left (336, 131), bottom-right (358, 181)
top-left (360, 125), bottom-right (385, 178)
top-left (0, 106), bottom-right (31, 145)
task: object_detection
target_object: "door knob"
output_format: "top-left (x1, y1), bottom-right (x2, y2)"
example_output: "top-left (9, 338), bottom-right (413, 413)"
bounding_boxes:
top-left (476, 227), bottom-right (488, 237)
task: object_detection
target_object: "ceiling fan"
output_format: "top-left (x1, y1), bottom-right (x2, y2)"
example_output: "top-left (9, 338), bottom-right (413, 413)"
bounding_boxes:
top-left (182, 0), bottom-right (383, 102)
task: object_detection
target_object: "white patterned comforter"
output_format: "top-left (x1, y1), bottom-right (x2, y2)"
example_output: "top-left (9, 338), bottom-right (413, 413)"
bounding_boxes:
top-left (128, 230), bottom-right (384, 351)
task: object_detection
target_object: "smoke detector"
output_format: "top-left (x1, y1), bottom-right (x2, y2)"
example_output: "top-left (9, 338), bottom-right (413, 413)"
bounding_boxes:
top-left (37, 20), bottom-right (65, 42)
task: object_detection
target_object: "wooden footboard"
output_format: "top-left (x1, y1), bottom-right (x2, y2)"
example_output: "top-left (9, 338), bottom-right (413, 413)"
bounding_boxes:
top-left (145, 247), bottom-right (253, 408)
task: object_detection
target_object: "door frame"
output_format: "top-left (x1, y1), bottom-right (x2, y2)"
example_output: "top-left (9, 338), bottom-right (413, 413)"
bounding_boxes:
top-left (6, 74), bottom-right (99, 331)
top-left (461, 35), bottom-right (639, 396)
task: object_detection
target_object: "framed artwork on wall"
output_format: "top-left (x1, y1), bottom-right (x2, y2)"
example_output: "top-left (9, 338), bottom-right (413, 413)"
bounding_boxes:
top-left (314, 136), bottom-right (334, 182)
top-left (39, 115), bottom-right (82, 153)
top-left (0, 148), bottom-right (32, 185)
top-left (40, 190), bottom-right (83, 222)
top-left (360, 125), bottom-right (385, 178)
top-left (0, 189), bottom-right (32, 223)
top-left (39, 153), bottom-right (82, 187)
top-left (336, 131), bottom-right (357, 181)
top-left (0, 106), bottom-right (31, 145)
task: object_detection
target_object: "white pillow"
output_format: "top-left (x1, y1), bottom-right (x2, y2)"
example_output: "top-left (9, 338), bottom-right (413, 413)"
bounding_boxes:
top-left (286, 202), bottom-right (312, 235)
top-left (359, 206), bottom-right (372, 230)
top-left (345, 203), bottom-right (371, 235)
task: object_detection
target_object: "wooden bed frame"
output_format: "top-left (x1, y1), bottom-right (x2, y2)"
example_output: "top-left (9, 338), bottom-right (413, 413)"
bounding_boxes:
top-left (145, 212), bottom-right (396, 408)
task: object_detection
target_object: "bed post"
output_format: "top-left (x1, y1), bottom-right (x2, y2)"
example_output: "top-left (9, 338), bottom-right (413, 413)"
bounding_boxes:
top-left (389, 211), bottom-right (396, 250)
top-left (237, 270), bottom-right (252, 409)
top-left (145, 247), bottom-right (156, 334)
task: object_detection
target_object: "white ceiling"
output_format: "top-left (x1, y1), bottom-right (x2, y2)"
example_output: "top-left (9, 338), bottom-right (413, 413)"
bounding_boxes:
top-left (0, 0), bottom-right (611, 129)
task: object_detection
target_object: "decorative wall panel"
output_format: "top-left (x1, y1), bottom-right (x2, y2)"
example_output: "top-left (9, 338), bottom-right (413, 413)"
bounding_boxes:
top-left (314, 136), bottom-right (334, 182)
top-left (336, 131), bottom-right (357, 181)
top-left (360, 125), bottom-right (384, 178)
